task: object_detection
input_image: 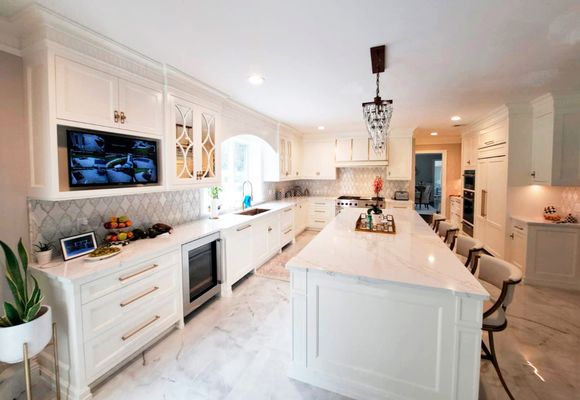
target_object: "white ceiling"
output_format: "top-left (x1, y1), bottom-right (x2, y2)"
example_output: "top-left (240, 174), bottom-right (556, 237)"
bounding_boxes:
top-left (2, 0), bottom-right (580, 135)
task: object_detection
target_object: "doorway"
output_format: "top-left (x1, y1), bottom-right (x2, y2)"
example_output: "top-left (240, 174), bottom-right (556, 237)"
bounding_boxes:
top-left (415, 151), bottom-right (447, 216)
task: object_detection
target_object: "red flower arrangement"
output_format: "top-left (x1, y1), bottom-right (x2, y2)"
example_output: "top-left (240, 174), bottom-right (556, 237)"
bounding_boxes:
top-left (368, 176), bottom-right (384, 215)
top-left (372, 176), bottom-right (383, 196)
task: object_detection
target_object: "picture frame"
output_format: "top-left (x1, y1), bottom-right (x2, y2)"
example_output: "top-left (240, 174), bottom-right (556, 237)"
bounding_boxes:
top-left (60, 231), bottom-right (97, 261)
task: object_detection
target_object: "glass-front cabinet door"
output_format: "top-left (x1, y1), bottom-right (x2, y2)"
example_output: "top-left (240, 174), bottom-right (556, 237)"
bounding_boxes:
top-left (170, 96), bottom-right (220, 185)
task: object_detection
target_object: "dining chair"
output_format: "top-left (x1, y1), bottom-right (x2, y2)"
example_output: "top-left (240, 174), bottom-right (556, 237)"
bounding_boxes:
top-left (477, 254), bottom-right (522, 400)
top-left (437, 221), bottom-right (459, 249)
top-left (431, 213), bottom-right (446, 232)
top-left (454, 235), bottom-right (484, 274)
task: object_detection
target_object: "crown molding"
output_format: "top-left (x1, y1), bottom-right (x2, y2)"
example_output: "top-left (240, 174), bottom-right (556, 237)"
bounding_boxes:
top-left (0, 16), bottom-right (21, 56)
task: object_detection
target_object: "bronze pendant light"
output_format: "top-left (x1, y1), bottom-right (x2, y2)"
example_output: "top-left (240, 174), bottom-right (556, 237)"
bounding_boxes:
top-left (362, 45), bottom-right (393, 153)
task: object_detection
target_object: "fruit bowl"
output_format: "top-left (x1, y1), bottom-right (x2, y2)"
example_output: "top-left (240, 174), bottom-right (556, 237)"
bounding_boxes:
top-left (103, 215), bottom-right (133, 230)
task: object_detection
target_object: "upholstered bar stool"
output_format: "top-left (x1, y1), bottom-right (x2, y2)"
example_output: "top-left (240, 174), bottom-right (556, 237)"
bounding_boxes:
top-left (437, 221), bottom-right (459, 249)
top-left (477, 254), bottom-right (522, 400)
top-left (454, 235), bottom-right (484, 274)
top-left (431, 213), bottom-right (446, 232)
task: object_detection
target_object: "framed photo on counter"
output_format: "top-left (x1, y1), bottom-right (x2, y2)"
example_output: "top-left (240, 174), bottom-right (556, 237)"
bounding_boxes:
top-left (60, 231), bottom-right (97, 261)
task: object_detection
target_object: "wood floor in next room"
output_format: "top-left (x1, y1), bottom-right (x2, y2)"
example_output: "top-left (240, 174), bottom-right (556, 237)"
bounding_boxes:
top-left (20, 232), bottom-right (580, 400)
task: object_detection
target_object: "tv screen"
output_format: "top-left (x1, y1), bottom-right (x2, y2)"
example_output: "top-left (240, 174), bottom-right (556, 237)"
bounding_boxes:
top-left (67, 130), bottom-right (158, 187)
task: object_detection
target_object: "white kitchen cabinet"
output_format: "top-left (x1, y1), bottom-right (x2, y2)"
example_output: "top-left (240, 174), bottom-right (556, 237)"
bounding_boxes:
top-left (267, 217), bottom-right (281, 255)
top-left (335, 137), bottom-right (388, 166)
top-left (302, 139), bottom-right (336, 180)
top-left (265, 133), bottom-right (302, 181)
top-left (307, 199), bottom-right (335, 229)
top-left (336, 138), bottom-right (351, 162)
top-left (461, 132), bottom-right (477, 170)
top-left (223, 223), bottom-right (254, 285)
top-left (475, 151), bottom-right (508, 257)
top-left (509, 220), bottom-right (527, 271)
top-left (33, 250), bottom-right (181, 398)
top-left (168, 96), bottom-right (220, 186)
top-left (295, 201), bottom-right (308, 234)
top-left (55, 57), bottom-right (164, 135)
top-left (449, 196), bottom-right (462, 227)
top-left (387, 137), bottom-right (412, 180)
top-left (530, 93), bottom-right (580, 186)
top-left (352, 137), bottom-right (369, 161)
top-left (118, 79), bottom-right (164, 134)
top-left (477, 116), bottom-right (507, 149)
top-left (252, 218), bottom-right (270, 266)
top-left (515, 220), bottom-right (580, 291)
top-left (280, 207), bottom-right (295, 246)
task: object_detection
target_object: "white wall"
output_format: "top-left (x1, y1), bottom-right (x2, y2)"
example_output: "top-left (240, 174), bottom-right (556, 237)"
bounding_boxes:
top-left (0, 50), bottom-right (28, 300)
top-left (0, 49), bottom-right (28, 388)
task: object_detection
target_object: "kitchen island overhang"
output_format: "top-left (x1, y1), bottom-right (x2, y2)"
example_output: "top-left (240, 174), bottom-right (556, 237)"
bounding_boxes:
top-left (287, 208), bottom-right (489, 400)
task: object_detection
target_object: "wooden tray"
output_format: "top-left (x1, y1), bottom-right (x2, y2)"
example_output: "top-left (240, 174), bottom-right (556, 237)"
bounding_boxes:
top-left (355, 214), bottom-right (396, 235)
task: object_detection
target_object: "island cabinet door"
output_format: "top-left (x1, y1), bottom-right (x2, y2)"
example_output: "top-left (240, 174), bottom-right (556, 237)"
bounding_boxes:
top-left (297, 272), bottom-right (482, 400)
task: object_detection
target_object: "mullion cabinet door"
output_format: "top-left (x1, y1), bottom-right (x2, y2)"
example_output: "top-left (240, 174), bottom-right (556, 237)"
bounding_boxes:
top-left (172, 98), bottom-right (196, 182)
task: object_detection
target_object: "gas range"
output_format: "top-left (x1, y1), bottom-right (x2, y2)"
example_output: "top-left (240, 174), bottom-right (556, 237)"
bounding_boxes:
top-left (336, 195), bottom-right (385, 209)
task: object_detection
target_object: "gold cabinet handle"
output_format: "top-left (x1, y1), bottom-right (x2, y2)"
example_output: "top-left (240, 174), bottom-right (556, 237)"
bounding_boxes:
top-left (283, 228), bottom-right (292, 235)
top-left (114, 110), bottom-right (120, 123)
top-left (268, 227), bottom-right (272, 232)
top-left (284, 208), bottom-right (292, 213)
top-left (481, 190), bottom-right (487, 217)
top-left (119, 264), bottom-right (158, 282)
top-left (315, 220), bottom-right (325, 223)
top-left (120, 111), bottom-right (126, 124)
top-left (120, 286), bottom-right (159, 307)
top-left (121, 315), bottom-right (160, 341)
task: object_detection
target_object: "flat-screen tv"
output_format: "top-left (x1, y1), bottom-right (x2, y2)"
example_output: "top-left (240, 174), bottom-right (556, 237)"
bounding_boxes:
top-left (67, 129), bottom-right (158, 187)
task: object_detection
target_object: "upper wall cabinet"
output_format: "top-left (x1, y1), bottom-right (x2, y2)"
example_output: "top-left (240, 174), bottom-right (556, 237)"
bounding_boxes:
top-left (530, 93), bottom-right (580, 186)
top-left (335, 137), bottom-right (388, 166)
top-left (168, 95), bottom-right (220, 186)
top-left (461, 132), bottom-right (477, 170)
top-left (301, 138), bottom-right (336, 180)
top-left (386, 137), bottom-right (412, 180)
top-left (55, 57), bottom-right (164, 135)
top-left (264, 130), bottom-right (302, 182)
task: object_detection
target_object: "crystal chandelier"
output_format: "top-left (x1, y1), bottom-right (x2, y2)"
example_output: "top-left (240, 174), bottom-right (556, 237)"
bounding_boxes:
top-left (362, 45), bottom-right (393, 153)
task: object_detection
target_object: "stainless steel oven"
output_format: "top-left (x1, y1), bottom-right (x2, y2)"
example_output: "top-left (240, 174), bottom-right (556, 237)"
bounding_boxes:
top-left (463, 170), bottom-right (475, 191)
top-left (462, 189), bottom-right (475, 237)
top-left (182, 232), bottom-right (221, 317)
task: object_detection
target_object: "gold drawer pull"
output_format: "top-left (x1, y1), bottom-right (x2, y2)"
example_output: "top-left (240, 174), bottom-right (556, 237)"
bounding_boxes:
top-left (284, 208), bottom-right (292, 213)
top-left (122, 315), bottom-right (160, 341)
top-left (314, 210), bottom-right (326, 213)
top-left (315, 220), bottom-right (325, 223)
top-left (119, 264), bottom-right (158, 282)
top-left (236, 224), bottom-right (251, 232)
top-left (283, 228), bottom-right (292, 235)
top-left (120, 286), bottom-right (159, 307)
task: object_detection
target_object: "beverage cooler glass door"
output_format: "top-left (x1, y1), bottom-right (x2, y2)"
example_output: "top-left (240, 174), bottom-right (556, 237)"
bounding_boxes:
top-left (182, 232), bottom-right (221, 317)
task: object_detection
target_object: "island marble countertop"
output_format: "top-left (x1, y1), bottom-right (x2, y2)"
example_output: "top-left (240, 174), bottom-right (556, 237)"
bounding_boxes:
top-left (30, 200), bottom-right (297, 284)
top-left (511, 215), bottom-right (580, 228)
top-left (286, 207), bottom-right (489, 299)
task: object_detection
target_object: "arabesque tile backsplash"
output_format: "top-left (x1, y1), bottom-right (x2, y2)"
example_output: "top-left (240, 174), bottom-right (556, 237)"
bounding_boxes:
top-left (29, 189), bottom-right (202, 256)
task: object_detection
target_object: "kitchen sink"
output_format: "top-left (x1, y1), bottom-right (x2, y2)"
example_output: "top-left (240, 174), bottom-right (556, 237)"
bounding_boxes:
top-left (236, 208), bottom-right (270, 216)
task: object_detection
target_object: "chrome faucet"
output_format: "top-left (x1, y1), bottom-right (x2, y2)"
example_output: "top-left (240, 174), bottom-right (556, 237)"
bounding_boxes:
top-left (242, 180), bottom-right (253, 209)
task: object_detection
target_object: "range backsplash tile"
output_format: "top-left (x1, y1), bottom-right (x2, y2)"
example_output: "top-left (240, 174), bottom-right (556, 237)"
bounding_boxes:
top-left (29, 189), bottom-right (202, 257)
top-left (266, 167), bottom-right (410, 199)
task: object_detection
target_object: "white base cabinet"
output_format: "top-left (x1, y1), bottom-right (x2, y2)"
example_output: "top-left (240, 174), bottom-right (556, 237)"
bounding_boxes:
top-left (511, 219), bottom-right (580, 291)
top-left (306, 199), bottom-right (336, 230)
top-left (289, 268), bottom-right (484, 400)
top-left (222, 206), bottom-right (296, 294)
top-left (32, 250), bottom-right (182, 400)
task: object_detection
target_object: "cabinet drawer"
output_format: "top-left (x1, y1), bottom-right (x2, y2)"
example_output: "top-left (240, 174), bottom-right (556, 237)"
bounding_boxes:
top-left (309, 207), bottom-right (333, 219)
top-left (82, 265), bottom-right (178, 341)
top-left (281, 226), bottom-right (294, 246)
top-left (81, 250), bottom-right (179, 304)
top-left (84, 294), bottom-right (179, 382)
top-left (308, 216), bottom-right (329, 230)
top-left (280, 207), bottom-right (294, 229)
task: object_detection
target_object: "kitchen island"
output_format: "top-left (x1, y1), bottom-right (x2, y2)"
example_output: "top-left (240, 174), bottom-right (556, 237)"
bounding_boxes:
top-left (286, 208), bottom-right (489, 400)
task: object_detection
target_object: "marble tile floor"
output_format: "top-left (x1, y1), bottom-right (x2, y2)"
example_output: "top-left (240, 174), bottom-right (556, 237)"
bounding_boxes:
top-left (255, 230), bottom-right (318, 282)
top-left (16, 265), bottom-right (580, 400)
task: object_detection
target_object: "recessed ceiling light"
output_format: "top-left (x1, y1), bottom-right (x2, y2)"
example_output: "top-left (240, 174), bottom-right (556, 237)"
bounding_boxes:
top-left (248, 75), bottom-right (264, 85)
top-left (430, 132), bottom-right (438, 136)
top-left (451, 115), bottom-right (461, 121)
top-left (317, 126), bottom-right (325, 131)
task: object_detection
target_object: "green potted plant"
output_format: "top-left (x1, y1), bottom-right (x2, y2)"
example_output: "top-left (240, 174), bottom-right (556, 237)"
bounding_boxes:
top-left (209, 186), bottom-right (222, 219)
top-left (33, 241), bottom-right (53, 265)
top-left (0, 239), bottom-right (52, 364)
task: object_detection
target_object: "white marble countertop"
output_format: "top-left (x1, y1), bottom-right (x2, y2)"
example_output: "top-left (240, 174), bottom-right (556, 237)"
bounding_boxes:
top-left (31, 200), bottom-right (296, 284)
top-left (511, 215), bottom-right (580, 228)
top-left (286, 207), bottom-right (489, 299)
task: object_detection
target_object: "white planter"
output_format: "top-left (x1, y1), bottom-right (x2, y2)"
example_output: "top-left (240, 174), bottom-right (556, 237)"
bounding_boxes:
top-left (210, 198), bottom-right (220, 219)
top-left (0, 306), bottom-right (52, 364)
top-left (35, 249), bottom-right (53, 265)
